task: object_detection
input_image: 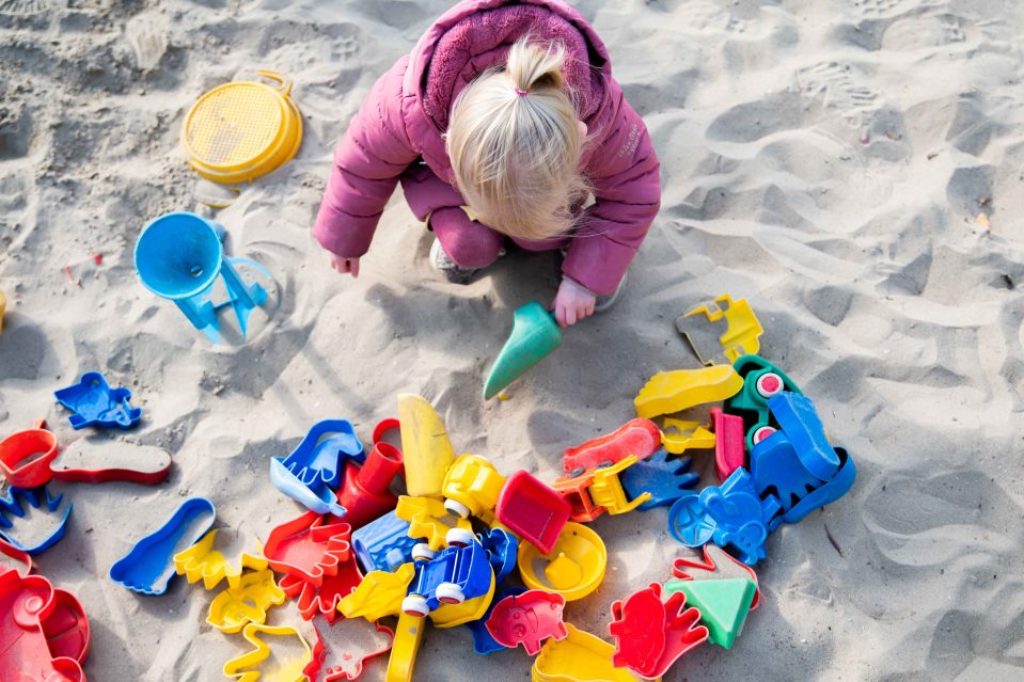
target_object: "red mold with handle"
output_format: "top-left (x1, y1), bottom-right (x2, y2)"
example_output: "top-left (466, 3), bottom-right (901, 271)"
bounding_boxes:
top-left (0, 428), bottom-right (58, 488)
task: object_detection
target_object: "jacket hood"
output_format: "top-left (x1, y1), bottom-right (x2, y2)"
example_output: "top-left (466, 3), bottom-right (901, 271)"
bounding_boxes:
top-left (405, 0), bottom-right (611, 132)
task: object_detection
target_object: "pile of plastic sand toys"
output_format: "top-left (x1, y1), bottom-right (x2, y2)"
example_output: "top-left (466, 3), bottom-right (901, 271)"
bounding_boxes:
top-left (0, 293), bottom-right (855, 681)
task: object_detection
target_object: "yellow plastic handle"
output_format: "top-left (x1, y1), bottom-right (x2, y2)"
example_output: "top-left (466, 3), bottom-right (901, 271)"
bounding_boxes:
top-left (255, 69), bottom-right (292, 97)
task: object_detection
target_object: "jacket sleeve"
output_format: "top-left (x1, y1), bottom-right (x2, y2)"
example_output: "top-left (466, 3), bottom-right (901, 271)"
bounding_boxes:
top-left (562, 88), bottom-right (661, 296)
top-left (313, 55), bottom-right (421, 258)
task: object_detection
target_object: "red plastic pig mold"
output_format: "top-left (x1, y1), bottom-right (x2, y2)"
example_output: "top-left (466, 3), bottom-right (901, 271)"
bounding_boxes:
top-left (485, 589), bottom-right (568, 655)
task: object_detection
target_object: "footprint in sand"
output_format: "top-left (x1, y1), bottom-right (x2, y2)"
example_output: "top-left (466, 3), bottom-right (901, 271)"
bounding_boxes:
top-left (0, 321), bottom-right (49, 381)
top-left (655, 0), bottom-right (768, 37)
top-left (125, 12), bottom-right (169, 72)
top-left (0, 105), bottom-right (34, 162)
top-left (844, 0), bottom-right (945, 20)
top-left (796, 62), bottom-right (881, 124)
top-left (675, 0), bottom-right (734, 34)
top-left (881, 13), bottom-right (966, 50)
top-left (0, 0), bottom-right (50, 16)
top-left (332, 29), bottom-right (361, 61)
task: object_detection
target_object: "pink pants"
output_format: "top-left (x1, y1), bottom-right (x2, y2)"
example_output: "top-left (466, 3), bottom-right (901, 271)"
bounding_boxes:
top-left (400, 162), bottom-right (569, 269)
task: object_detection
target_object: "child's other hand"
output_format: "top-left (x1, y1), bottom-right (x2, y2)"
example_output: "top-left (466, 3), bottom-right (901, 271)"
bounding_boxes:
top-left (331, 254), bottom-right (360, 277)
top-left (553, 277), bottom-right (596, 327)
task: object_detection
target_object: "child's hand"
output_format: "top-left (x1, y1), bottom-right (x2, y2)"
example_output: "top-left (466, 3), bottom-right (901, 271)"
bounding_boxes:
top-left (553, 277), bottom-right (596, 327)
top-left (331, 254), bottom-right (360, 277)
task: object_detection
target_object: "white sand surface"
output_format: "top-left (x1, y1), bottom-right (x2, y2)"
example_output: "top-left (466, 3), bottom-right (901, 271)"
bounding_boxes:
top-left (2, 0), bottom-right (1024, 680)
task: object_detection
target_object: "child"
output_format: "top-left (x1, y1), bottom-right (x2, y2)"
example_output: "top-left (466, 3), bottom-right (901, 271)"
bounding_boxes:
top-left (313, 0), bottom-right (660, 327)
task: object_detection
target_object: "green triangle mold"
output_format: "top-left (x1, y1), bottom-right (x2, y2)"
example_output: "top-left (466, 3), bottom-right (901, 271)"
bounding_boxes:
top-left (664, 577), bottom-right (756, 649)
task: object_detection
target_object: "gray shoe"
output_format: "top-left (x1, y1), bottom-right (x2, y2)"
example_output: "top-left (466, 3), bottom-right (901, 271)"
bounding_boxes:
top-left (430, 239), bottom-right (478, 285)
top-left (594, 271), bottom-right (627, 313)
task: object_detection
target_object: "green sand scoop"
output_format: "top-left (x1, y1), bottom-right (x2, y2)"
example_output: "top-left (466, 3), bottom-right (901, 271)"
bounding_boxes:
top-left (483, 301), bottom-right (563, 399)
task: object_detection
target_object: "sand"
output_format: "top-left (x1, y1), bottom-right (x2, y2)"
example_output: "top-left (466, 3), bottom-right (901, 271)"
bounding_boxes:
top-left (1, 0), bottom-right (1023, 680)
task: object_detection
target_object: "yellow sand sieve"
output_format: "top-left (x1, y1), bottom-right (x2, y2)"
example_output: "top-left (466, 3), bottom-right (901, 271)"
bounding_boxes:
top-left (181, 70), bottom-right (303, 184)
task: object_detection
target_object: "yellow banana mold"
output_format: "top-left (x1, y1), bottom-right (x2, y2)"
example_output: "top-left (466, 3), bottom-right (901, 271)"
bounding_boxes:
top-left (339, 562), bottom-right (416, 622)
top-left (684, 293), bottom-right (763, 363)
top-left (532, 624), bottom-right (654, 682)
top-left (395, 496), bottom-right (472, 552)
top-left (587, 457), bottom-right (651, 515)
top-left (385, 611), bottom-right (426, 682)
top-left (660, 419), bottom-right (716, 455)
top-left (207, 569), bottom-right (286, 634)
top-left (222, 623), bottom-right (312, 682)
top-left (441, 454), bottom-right (506, 521)
top-left (518, 522), bottom-right (606, 602)
top-left (634, 364), bottom-right (743, 419)
top-left (173, 529), bottom-right (267, 590)
top-left (397, 394), bottom-right (456, 497)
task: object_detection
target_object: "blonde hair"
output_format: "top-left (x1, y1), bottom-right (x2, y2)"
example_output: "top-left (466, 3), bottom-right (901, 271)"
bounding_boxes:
top-left (446, 38), bottom-right (587, 241)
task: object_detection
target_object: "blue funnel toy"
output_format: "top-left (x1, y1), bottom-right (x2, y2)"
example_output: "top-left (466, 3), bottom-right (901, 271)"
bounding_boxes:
top-left (134, 212), bottom-right (271, 343)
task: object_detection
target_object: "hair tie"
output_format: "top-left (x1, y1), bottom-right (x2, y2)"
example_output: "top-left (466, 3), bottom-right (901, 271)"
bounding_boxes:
top-left (514, 87), bottom-right (529, 97)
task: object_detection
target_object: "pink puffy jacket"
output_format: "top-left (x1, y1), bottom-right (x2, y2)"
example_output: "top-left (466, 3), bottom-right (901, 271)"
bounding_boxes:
top-left (313, 0), bottom-right (660, 296)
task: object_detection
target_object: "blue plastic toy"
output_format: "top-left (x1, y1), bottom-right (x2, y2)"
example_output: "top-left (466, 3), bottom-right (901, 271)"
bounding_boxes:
top-left (668, 469), bottom-right (778, 566)
top-left (467, 586), bottom-right (527, 655)
top-left (766, 392), bottom-right (840, 481)
top-left (401, 540), bottom-right (493, 616)
top-left (110, 497), bottom-right (216, 596)
top-left (781, 447), bottom-right (856, 526)
top-left (749, 431), bottom-right (826, 527)
top-left (667, 494), bottom-right (716, 547)
top-left (269, 419), bottom-right (364, 516)
top-left (620, 448), bottom-right (699, 510)
top-left (134, 212), bottom-right (272, 344)
top-left (54, 372), bottom-right (142, 430)
top-left (351, 511), bottom-right (418, 574)
top-left (478, 527), bottom-right (519, 583)
top-left (0, 486), bottom-right (73, 555)
top-left (751, 434), bottom-right (858, 531)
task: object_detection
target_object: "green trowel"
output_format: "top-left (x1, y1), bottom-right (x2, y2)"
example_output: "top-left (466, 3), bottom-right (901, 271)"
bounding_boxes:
top-left (483, 301), bottom-right (563, 399)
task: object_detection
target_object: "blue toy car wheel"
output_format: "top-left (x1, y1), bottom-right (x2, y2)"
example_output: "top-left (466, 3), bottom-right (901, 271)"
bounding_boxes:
top-left (445, 527), bottom-right (475, 548)
top-left (401, 594), bottom-right (430, 617)
top-left (444, 498), bottom-right (472, 519)
top-left (412, 543), bottom-right (436, 561)
top-left (436, 582), bottom-right (465, 604)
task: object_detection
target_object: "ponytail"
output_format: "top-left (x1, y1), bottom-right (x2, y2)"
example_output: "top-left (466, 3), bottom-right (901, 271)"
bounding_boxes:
top-left (505, 38), bottom-right (566, 95)
top-left (446, 37), bottom-right (587, 241)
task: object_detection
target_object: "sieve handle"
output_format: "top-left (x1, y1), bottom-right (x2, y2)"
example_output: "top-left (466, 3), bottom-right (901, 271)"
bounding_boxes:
top-left (256, 70), bottom-right (292, 97)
